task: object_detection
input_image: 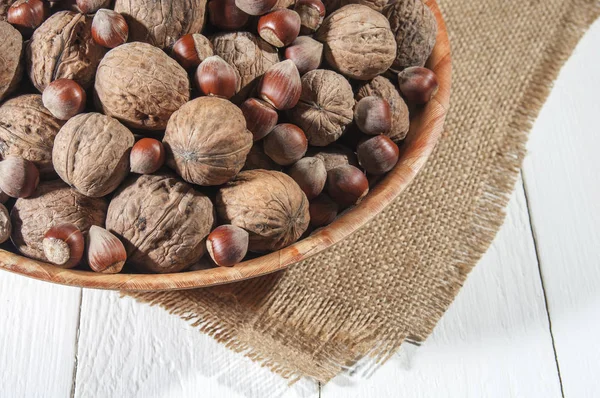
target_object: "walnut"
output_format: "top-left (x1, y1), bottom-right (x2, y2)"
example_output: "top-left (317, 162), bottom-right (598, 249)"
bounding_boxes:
top-left (0, 95), bottom-right (64, 178)
top-left (0, 0), bottom-right (16, 21)
top-left (106, 173), bottom-right (215, 273)
top-left (216, 170), bottom-right (309, 252)
top-left (288, 69), bottom-right (353, 146)
top-left (322, 0), bottom-right (386, 13)
top-left (94, 42), bottom-right (190, 131)
top-left (356, 76), bottom-right (409, 142)
top-left (10, 180), bottom-right (107, 261)
top-left (0, 22), bottom-right (23, 102)
top-left (26, 11), bottom-right (105, 92)
top-left (243, 143), bottom-right (280, 171)
top-left (114, 0), bottom-right (208, 50)
top-left (163, 96), bottom-right (253, 186)
top-left (383, 0), bottom-right (437, 71)
top-left (315, 4), bottom-right (396, 80)
top-left (307, 144), bottom-right (359, 171)
top-left (211, 32), bottom-right (279, 101)
top-left (52, 113), bottom-right (135, 198)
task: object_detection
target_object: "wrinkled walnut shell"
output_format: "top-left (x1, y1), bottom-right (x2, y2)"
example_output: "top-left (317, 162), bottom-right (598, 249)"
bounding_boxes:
top-left (322, 0), bottom-right (386, 13)
top-left (216, 169), bottom-right (309, 252)
top-left (95, 42), bottom-right (190, 131)
top-left (0, 22), bottom-right (23, 102)
top-left (315, 4), bottom-right (396, 80)
top-left (0, 94), bottom-right (64, 178)
top-left (288, 69), bottom-right (353, 146)
top-left (114, 0), bottom-right (208, 50)
top-left (356, 76), bottom-right (409, 142)
top-left (163, 96), bottom-right (253, 186)
top-left (53, 113), bottom-right (135, 197)
top-left (211, 32), bottom-right (279, 102)
top-left (26, 11), bottom-right (105, 91)
top-left (106, 173), bottom-right (215, 273)
top-left (383, 0), bottom-right (437, 71)
top-left (10, 180), bottom-right (107, 261)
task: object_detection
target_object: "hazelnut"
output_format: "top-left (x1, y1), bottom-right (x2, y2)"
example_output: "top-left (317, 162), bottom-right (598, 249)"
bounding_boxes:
top-left (309, 194), bottom-right (338, 227)
top-left (42, 79), bottom-right (87, 121)
top-left (194, 55), bottom-right (240, 100)
top-left (86, 225), bottom-right (126, 274)
top-left (0, 203), bottom-right (10, 244)
top-left (0, 22), bottom-right (24, 102)
top-left (287, 157), bottom-right (327, 199)
top-left (0, 156), bottom-right (40, 199)
top-left (356, 134), bottom-right (399, 175)
top-left (257, 8), bottom-right (301, 48)
top-left (315, 5), bottom-right (396, 80)
top-left (294, 0), bottom-right (325, 34)
top-left (235, 0), bottom-right (277, 15)
top-left (163, 96), bottom-right (253, 186)
top-left (239, 98), bottom-right (278, 141)
top-left (308, 144), bottom-right (360, 171)
top-left (208, 0), bottom-right (249, 31)
top-left (106, 174), bottom-right (215, 273)
top-left (7, 0), bottom-right (49, 36)
top-left (354, 96), bottom-right (392, 135)
top-left (326, 164), bottom-right (369, 207)
top-left (130, 138), bottom-right (165, 175)
top-left (397, 66), bottom-right (439, 104)
top-left (69, 0), bottom-right (111, 14)
top-left (206, 225), bottom-right (250, 267)
top-left (284, 36), bottom-right (323, 75)
top-left (259, 60), bottom-right (301, 110)
top-left (172, 33), bottom-right (214, 69)
top-left (53, 113), bottom-right (135, 197)
top-left (383, 0), bottom-right (437, 71)
top-left (216, 170), bottom-right (309, 252)
top-left (263, 123), bottom-right (308, 166)
top-left (91, 9), bottom-right (128, 49)
top-left (10, 180), bottom-right (107, 261)
top-left (42, 223), bottom-right (84, 269)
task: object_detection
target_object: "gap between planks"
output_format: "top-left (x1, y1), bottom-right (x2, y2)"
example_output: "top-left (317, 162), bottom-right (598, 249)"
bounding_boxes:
top-left (70, 289), bottom-right (84, 398)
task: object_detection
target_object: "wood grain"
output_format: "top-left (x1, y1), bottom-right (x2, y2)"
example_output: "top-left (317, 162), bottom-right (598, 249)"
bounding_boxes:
top-left (0, 0), bottom-right (452, 292)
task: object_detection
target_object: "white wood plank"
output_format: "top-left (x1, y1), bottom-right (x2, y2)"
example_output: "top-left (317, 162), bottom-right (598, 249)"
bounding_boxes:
top-left (73, 289), bottom-right (319, 398)
top-left (323, 180), bottom-right (563, 398)
top-left (522, 18), bottom-right (600, 398)
top-left (0, 271), bottom-right (81, 397)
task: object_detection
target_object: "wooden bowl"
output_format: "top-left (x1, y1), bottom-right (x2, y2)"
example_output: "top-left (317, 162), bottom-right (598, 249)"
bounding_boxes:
top-left (0, 0), bottom-right (451, 291)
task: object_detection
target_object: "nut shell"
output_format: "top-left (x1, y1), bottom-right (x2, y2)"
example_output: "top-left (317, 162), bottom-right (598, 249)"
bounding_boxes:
top-left (257, 8), bottom-right (301, 47)
top-left (163, 97), bottom-right (253, 186)
top-left (206, 225), bottom-right (249, 267)
top-left (26, 11), bottom-right (105, 91)
top-left (114, 0), bottom-right (208, 50)
top-left (243, 143), bottom-right (280, 171)
top-left (172, 33), bottom-right (214, 69)
top-left (130, 138), bottom-right (165, 174)
top-left (42, 79), bottom-right (87, 121)
top-left (235, 0), bottom-right (277, 15)
top-left (326, 164), bottom-right (368, 207)
top-left (239, 98), bottom-right (278, 141)
top-left (0, 94), bottom-right (64, 178)
top-left (95, 42), bottom-right (190, 131)
top-left (287, 157), bottom-right (326, 199)
top-left (86, 225), bottom-right (126, 274)
top-left (289, 69), bottom-right (353, 146)
top-left (307, 144), bottom-right (359, 171)
top-left (106, 173), bottom-right (215, 273)
top-left (258, 59), bottom-right (301, 110)
top-left (356, 134), bottom-right (399, 175)
top-left (0, 156), bottom-right (39, 198)
top-left (322, 0), bottom-right (386, 13)
top-left (211, 32), bottom-right (279, 101)
top-left (52, 113), bottom-right (135, 197)
top-left (383, 0), bottom-right (437, 71)
top-left (354, 96), bottom-right (392, 135)
top-left (0, 0), bottom-right (17, 21)
top-left (315, 5), bottom-right (396, 80)
top-left (216, 169), bottom-right (309, 252)
top-left (91, 8), bottom-right (129, 49)
top-left (42, 223), bottom-right (84, 269)
top-left (208, 0), bottom-right (249, 31)
top-left (0, 203), bottom-right (11, 244)
top-left (10, 180), bottom-right (107, 261)
top-left (356, 76), bottom-right (409, 142)
top-left (284, 36), bottom-right (323, 75)
top-left (0, 21), bottom-right (23, 102)
top-left (397, 66), bottom-right (439, 104)
top-left (309, 193), bottom-right (338, 227)
top-left (263, 123), bottom-right (307, 166)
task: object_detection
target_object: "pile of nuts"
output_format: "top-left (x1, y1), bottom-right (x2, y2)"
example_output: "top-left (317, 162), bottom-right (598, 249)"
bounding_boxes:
top-left (0, 0), bottom-right (439, 274)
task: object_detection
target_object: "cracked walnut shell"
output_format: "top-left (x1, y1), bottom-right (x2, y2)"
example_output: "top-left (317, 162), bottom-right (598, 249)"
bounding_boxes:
top-left (163, 96), bottom-right (253, 186)
top-left (10, 180), bottom-right (108, 261)
top-left (216, 169), bottom-right (309, 252)
top-left (26, 11), bottom-right (106, 92)
top-left (106, 173), bottom-right (215, 273)
top-left (94, 42), bottom-right (190, 131)
top-left (53, 113), bottom-right (135, 198)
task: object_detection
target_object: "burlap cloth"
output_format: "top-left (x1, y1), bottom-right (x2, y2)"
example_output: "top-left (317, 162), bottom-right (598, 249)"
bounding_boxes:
top-left (130, 0), bottom-right (600, 383)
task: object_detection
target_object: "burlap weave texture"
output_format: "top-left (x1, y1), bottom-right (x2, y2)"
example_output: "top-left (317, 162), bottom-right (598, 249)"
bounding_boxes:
top-left (131, 0), bottom-right (600, 383)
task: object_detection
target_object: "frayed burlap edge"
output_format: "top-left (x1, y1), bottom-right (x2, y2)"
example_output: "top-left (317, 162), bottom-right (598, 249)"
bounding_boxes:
top-left (129, 2), bottom-right (600, 384)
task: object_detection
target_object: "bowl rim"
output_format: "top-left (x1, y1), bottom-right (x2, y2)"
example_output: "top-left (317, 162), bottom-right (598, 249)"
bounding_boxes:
top-left (0, 0), bottom-right (451, 291)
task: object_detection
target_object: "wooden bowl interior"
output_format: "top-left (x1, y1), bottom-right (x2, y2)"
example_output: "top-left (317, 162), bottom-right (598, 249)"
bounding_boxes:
top-left (0, 0), bottom-right (451, 291)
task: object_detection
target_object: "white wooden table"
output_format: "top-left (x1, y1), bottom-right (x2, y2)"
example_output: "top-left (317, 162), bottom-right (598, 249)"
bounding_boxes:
top-left (1, 21), bottom-right (599, 398)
